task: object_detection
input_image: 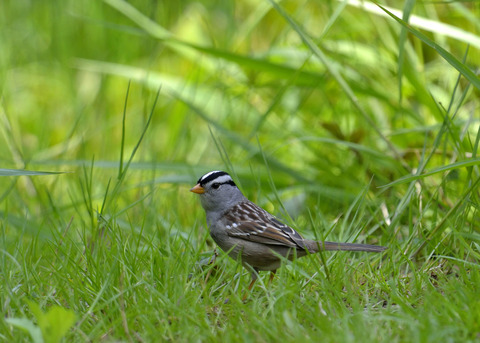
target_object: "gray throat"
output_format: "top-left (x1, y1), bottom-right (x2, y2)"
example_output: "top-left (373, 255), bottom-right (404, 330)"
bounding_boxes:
top-left (201, 190), bottom-right (246, 227)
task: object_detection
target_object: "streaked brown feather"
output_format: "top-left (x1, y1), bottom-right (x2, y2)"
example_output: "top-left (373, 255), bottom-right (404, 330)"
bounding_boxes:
top-left (223, 201), bottom-right (306, 249)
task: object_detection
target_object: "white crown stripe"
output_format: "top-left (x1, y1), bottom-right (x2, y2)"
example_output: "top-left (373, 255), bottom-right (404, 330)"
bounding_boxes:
top-left (199, 170), bottom-right (224, 182)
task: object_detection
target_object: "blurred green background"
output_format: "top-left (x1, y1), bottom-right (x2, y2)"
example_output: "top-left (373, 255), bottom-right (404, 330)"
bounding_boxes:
top-left (1, 0), bottom-right (478, 228)
top-left (1, 0), bottom-right (479, 341)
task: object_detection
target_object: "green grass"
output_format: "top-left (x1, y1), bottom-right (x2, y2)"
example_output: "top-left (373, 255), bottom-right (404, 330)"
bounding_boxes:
top-left (1, 0), bottom-right (479, 341)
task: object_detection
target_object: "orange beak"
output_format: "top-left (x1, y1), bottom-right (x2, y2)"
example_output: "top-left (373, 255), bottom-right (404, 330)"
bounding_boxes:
top-left (190, 183), bottom-right (205, 194)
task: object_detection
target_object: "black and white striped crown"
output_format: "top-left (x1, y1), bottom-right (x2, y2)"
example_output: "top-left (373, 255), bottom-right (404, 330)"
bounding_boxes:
top-left (197, 171), bottom-right (236, 187)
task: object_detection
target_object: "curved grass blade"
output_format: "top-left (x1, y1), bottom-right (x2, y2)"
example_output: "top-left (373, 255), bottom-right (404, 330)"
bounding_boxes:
top-left (104, 0), bottom-right (325, 87)
top-left (267, 0), bottom-right (406, 167)
top-left (381, 157), bottom-right (480, 188)
top-left (378, 4), bottom-right (480, 91)
top-left (346, 0), bottom-right (480, 50)
top-left (411, 176), bottom-right (480, 258)
top-left (0, 168), bottom-right (69, 176)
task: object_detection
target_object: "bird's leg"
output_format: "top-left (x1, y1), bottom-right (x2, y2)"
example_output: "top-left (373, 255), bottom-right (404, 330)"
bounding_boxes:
top-left (247, 278), bottom-right (257, 291)
top-left (242, 269), bottom-right (258, 301)
top-left (248, 268), bottom-right (259, 290)
top-left (204, 249), bottom-right (218, 283)
top-left (269, 270), bottom-right (276, 284)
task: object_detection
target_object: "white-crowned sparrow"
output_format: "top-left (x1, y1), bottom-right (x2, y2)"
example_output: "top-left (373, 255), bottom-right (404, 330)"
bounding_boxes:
top-left (191, 171), bottom-right (386, 290)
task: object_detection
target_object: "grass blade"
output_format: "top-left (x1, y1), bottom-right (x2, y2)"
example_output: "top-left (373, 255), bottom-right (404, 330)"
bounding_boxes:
top-left (381, 157), bottom-right (480, 188)
top-left (378, 4), bottom-right (480, 91)
top-left (0, 169), bottom-right (69, 176)
top-left (267, 0), bottom-right (407, 168)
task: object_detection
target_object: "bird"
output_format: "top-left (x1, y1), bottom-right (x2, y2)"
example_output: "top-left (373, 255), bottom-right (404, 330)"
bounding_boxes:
top-left (190, 170), bottom-right (386, 292)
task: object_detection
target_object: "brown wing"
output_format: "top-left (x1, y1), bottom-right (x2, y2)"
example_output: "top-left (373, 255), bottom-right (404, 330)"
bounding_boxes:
top-left (222, 201), bottom-right (307, 250)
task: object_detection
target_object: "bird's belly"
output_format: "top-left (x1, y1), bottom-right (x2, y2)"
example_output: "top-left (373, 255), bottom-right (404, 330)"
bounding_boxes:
top-left (210, 229), bottom-right (297, 271)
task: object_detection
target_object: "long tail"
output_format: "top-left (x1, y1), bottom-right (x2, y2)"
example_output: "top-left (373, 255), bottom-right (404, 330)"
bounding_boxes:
top-left (306, 240), bottom-right (387, 253)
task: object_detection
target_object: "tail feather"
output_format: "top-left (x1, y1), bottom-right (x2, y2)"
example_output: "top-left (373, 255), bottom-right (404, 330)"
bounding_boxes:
top-left (306, 240), bottom-right (387, 253)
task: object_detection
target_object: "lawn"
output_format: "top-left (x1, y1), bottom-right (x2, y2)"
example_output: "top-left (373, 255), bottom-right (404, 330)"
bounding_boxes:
top-left (1, 0), bottom-right (479, 342)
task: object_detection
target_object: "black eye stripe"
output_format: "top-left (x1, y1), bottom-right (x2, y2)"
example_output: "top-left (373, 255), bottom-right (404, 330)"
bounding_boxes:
top-left (220, 180), bottom-right (236, 187)
top-left (211, 180), bottom-right (236, 188)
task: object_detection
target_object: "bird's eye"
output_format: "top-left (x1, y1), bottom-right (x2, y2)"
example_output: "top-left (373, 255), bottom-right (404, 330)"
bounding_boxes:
top-left (211, 183), bottom-right (220, 189)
